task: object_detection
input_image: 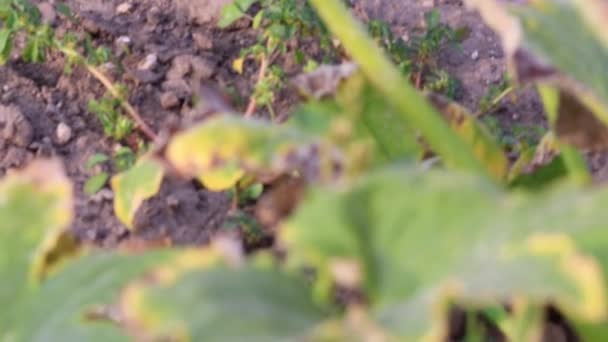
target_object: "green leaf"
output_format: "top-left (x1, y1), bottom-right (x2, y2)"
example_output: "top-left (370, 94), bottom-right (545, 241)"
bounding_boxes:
top-left (22, 25), bottom-right (52, 63)
top-left (0, 159), bottom-right (73, 335)
top-left (111, 157), bottom-right (165, 229)
top-left (86, 153), bottom-right (110, 170)
top-left (307, 0), bottom-right (492, 180)
top-left (166, 115), bottom-right (329, 190)
top-left (218, 0), bottom-right (258, 28)
top-left (55, 2), bottom-right (73, 19)
top-left (84, 172), bottom-right (109, 195)
top-left (283, 167), bottom-right (608, 339)
top-left (122, 261), bottom-right (332, 341)
top-left (427, 94), bottom-right (509, 181)
top-left (0, 28), bottom-right (13, 64)
top-left (474, 0), bottom-right (608, 139)
top-left (11, 251), bottom-right (177, 341)
top-left (336, 72), bottom-right (420, 163)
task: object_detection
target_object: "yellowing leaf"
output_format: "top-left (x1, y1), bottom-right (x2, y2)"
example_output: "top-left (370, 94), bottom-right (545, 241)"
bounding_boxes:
top-left (199, 164), bottom-right (245, 191)
top-left (232, 57), bottom-right (245, 74)
top-left (166, 115), bottom-right (328, 191)
top-left (427, 94), bottom-right (509, 181)
top-left (0, 159), bottom-right (73, 332)
top-left (111, 157), bottom-right (165, 229)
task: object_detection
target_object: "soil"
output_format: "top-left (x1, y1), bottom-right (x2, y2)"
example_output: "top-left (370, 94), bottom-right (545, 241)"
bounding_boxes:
top-left (0, 0), bottom-right (547, 247)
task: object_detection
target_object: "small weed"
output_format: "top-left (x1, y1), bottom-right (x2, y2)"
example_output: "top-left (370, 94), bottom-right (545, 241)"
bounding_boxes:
top-left (87, 95), bottom-right (134, 141)
top-left (482, 115), bottom-right (546, 152)
top-left (367, 10), bottom-right (461, 98)
top-left (477, 74), bottom-right (513, 116)
top-left (113, 146), bottom-right (137, 172)
top-left (0, 0), bottom-right (157, 140)
top-left (83, 146), bottom-right (138, 195)
top-left (220, 0), bottom-right (336, 118)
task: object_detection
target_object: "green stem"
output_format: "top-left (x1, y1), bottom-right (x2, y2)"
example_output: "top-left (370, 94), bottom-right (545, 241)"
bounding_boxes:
top-left (307, 0), bottom-right (491, 179)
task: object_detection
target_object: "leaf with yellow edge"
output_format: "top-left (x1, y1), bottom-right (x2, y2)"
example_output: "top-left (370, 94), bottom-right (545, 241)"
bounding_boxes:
top-left (120, 254), bottom-right (332, 341)
top-left (111, 157), bottom-right (165, 229)
top-left (283, 166), bottom-right (608, 339)
top-left (428, 93), bottom-right (509, 181)
top-left (166, 115), bottom-right (337, 191)
top-left (199, 165), bottom-right (246, 192)
top-left (0, 159), bottom-right (73, 334)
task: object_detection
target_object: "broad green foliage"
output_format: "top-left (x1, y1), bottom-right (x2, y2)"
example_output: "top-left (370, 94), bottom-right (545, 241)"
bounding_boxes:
top-left (471, 0), bottom-right (608, 155)
top-left (282, 168), bottom-right (608, 339)
top-left (509, 0), bottom-right (608, 121)
top-left (0, 160), bottom-right (330, 340)
top-left (111, 157), bottom-right (164, 229)
top-left (306, 0), bottom-right (515, 184)
top-left (0, 159), bottom-right (72, 333)
top-left (122, 259), bottom-right (331, 341)
top-left (8, 0), bottom-right (608, 340)
top-left (166, 114), bottom-right (331, 190)
top-left (10, 252), bottom-right (176, 342)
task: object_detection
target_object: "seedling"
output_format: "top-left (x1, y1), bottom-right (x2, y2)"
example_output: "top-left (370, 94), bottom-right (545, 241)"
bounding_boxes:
top-left (368, 11), bottom-right (462, 97)
top-left (220, 0), bottom-right (335, 119)
top-left (84, 153), bottom-right (110, 195)
top-left (482, 115), bottom-right (546, 153)
top-left (476, 75), bottom-right (514, 116)
top-left (0, 0), bottom-right (157, 140)
top-left (87, 93), bottom-right (134, 141)
top-left (83, 146), bottom-right (137, 195)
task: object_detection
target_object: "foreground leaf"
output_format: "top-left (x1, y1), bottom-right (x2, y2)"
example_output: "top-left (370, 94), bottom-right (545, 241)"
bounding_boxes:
top-left (469, 0), bottom-right (608, 152)
top-left (122, 256), bottom-right (332, 341)
top-left (11, 251), bottom-right (176, 342)
top-left (283, 167), bottom-right (608, 339)
top-left (0, 159), bottom-right (73, 333)
top-left (308, 0), bottom-right (492, 180)
top-left (166, 115), bottom-right (340, 190)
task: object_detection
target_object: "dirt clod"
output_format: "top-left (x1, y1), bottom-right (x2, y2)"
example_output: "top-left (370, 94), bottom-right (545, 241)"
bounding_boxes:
top-left (160, 91), bottom-right (180, 109)
top-left (0, 105), bottom-right (33, 148)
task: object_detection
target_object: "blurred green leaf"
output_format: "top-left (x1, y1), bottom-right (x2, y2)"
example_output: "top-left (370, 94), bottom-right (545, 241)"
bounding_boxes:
top-left (166, 115), bottom-right (332, 190)
top-left (0, 159), bottom-right (72, 335)
top-left (0, 28), bottom-right (13, 64)
top-left (111, 157), bottom-right (164, 229)
top-left (283, 167), bottom-right (608, 339)
top-left (86, 153), bottom-right (110, 170)
top-left (218, 0), bottom-right (258, 28)
top-left (123, 261), bottom-right (332, 341)
top-left (11, 251), bottom-right (176, 342)
top-left (84, 172), bottom-right (109, 195)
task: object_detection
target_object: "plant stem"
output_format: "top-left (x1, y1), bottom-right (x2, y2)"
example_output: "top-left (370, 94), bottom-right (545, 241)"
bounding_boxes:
top-left (85, 64), bottom-right (157, 141)
top-left (307, 0), bottom-right (492, 179)
top-left (245, 55), bottom-right (269, 118)
top-left (56, 44), bottom-right (157, 141)
top-left (474, 85), bottom-right (515, 118)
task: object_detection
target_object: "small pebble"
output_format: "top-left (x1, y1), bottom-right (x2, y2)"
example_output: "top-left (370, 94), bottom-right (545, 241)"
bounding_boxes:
top-left (56, 122), bottom-right (72, 145)
top-left (166, 195), bottom-right (180, 208)
top-left (138, 53), bottom-right (158, 71)
top-left (116, 36), bottom-right (132, 51)
top-left (116, 2), bottom-right (132, 15)
top-left (471, 50), bottom-right (479, 60)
